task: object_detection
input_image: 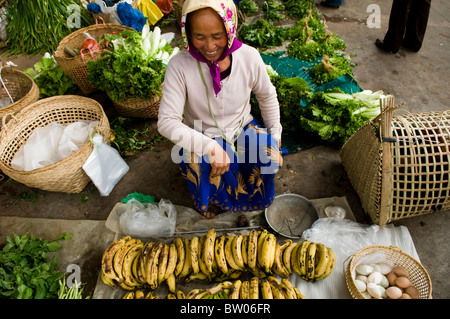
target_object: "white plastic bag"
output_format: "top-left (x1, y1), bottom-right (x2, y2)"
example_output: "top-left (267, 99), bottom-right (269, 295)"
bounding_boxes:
top-left (82, 134), bottom-right (129, 196)
top-left (11, 121), bottom-right (99, 171)
top-left (119, 198), bottom-right (177, 238)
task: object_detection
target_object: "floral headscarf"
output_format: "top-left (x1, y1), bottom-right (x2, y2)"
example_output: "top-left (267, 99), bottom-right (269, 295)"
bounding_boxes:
top-left (181, 0), bottom-right (242, 96)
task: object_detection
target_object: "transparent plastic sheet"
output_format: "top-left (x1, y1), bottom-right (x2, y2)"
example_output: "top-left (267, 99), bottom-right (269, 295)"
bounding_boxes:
top-left (289, 218), bottom-right (419, 299)
top-left (119, 198), bottom-right (177, 238)
top-left (11, 121), bottom-right (99, 171)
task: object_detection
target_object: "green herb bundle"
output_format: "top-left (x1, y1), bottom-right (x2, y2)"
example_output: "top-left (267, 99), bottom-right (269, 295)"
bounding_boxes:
top-left (309, 54), bottom-right (354, 85)
top-left (24, 53), bottom-right (78, 98)
top-left (4, 0), bottom-right (93, 55)
top-left (0, 232), bottom-right (72, 299)
top-left (239, 19), bottom-right (288, 49)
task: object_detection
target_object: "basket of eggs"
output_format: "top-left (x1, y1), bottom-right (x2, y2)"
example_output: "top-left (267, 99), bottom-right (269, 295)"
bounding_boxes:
top-left (345, 245), bottom-right (432, 299)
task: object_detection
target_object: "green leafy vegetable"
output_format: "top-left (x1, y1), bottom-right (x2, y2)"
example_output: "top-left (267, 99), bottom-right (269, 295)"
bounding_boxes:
top-left (24, 53), bottom-right (78, 98)
top-left (239, 19), bottom-right (288, 49)
top-left (0, 232), bottom-right (71, 299)
top-left (87, 26), bottom-right (178, 102)
top-left (238, 0), bottom-right (259, 15)
top-left (309, 54), bottom-right (354, 85)
top-left (299, 89), bottom-right (385, 144)
top-left (282, 0), bottom-right (314, 19)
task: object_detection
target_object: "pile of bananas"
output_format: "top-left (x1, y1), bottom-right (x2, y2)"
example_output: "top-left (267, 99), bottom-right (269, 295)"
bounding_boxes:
top-left (123, 276), bottom-right (306, 299)
top-left (100, 228), bottom-right (335, 293)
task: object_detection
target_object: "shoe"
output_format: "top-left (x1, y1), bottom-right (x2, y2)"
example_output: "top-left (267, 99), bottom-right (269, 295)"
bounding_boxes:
top-left (320, 1), bottom-right (340, 8)
top-left (375, 39), bottom-right (398, 54)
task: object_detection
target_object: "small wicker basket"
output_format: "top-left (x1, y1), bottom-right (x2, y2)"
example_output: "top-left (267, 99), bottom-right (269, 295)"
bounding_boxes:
top-left (0, 95), bottom-right (110, 193)
top-left (345, 245), bottom-right (432, 299)
top-left (54, 23), bottom-right (133, 95)
top-left (109, 93), bottom-right (161, 119)
top-left (0, 68), bottom-right (39, 124)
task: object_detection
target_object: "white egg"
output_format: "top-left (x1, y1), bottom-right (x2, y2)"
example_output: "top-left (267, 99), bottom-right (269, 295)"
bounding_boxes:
top-left (361, 291), bottom-right (372, 299)
top-left (367, 283), bottom-right (382, 298)
top-left (379, 285), bottom-right (387, 298)
top-left (355, 264), bottom-right (374, 276)
top-left (356, 275), bottom-right (368, 284)
top-left (379, 275), bottom-right (389, 288)
top-left (355, 279), bottom-right (366, 293)
top-left (367, 271), bottom-right (383, 285)
top-left (377, 262), bottom-right (393, 275)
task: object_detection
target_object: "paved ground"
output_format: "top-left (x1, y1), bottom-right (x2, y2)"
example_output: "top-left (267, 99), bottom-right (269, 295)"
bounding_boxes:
top-left (0, 0), bottom-right (448, 298)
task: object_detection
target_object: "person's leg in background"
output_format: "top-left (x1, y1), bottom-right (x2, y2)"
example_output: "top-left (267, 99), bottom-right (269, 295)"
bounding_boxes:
top-left (402, 0), bottom-right (431, 51)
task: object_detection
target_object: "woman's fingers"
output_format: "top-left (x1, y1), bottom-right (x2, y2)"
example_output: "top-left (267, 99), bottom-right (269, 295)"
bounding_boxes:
top-left (208, 143), bottom-right (230, 177)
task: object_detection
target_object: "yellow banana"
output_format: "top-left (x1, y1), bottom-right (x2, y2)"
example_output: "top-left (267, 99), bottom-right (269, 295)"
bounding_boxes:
top-left (101, 236), bottom-right (131, 282)
top-left (164, 243), bottom-right (178, 280)
top-left (260, 233), bottom-right (276, 273)
top-left (122, 291), bottom-right (134, 299)
top-left (214, 236), bottom-right (228, 275)
top-left (229, 279), bottom-right (242, 299)
top-left (190, 236), bottom-right (200, 275)
top-left (173, 238), bottom-right (185, 276)
top-left (145, 291), bottom-right (158, 299)
top-left (202, 229), bottom-right (216, 274)
top-left (177, 290), bottom-right (186, 299)
top-left (260, 279), bottom-right (273, 299)
top-left (240, 280), bottom-right (250, 299)
top-left (186, 288), bottom-right (203, 299)
top-left (247, 230), bottom-right (259, 270)
top-left (146, 242), bottom-right (164, 289)
top-left (241, 235), bottom-right (248, 266)
top-left (273, 240), bottom-right (291, 278)
top-left (267, 276), bottom-right (285, 299)
top-left (135, 290), bottom-right (145, 299)
top-left (132, 248), bottom-right (144, 285)
top-left (249, 277), bottom-right (259, 299)
top-left (158, 243), bottom-right (170, 285)
top-left (313, 243), bottom-right (329, 279)
top-left (224, 236), bottom-right (242, 271)
top-left (297, 240), bottom-right (311, 276)
top-left (290, 242), bottom-right (302, 275)
top-left (185, 271), bottom-right (208, 283)
top-left (232, 235), bottom-right (245, 270)
top-left (198, 236), bottom-right (212, 280)
top-left (280, 278), bottom-right (296, 299)
top-left (101, 270), bottom-right (115, 288)
top-left (138, 241), bottom-right (154, 284)
top-left (294, 287), bottom-right (307, 299)
top-left (282, 240), bottom-right (296, 273)
top-left (122, 242), bottom-right (144, 287)
top-left (166, 272), bottom-right (176, 293)
top-left (256, 229), bottom-right (269, 267)
top-left (305, 242), bottom-right (317, 281)
top-left (316, 247), bottom-right (335, 280)
top-left (113, 238), bottom-right (142, 284)
top-left (249, 265), bottom-right (267, 278)
top-left (119, 280), bottom-right (135, 291)
top-left (167, 293), bottom-right (177, 299)
top-left (179, 238), bottom-right (192, 278)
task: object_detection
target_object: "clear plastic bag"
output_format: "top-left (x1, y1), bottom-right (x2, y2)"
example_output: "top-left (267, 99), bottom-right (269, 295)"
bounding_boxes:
top-left (82, 134), bottom-right (129, 196)
top-left (119, 198), bottom-right (177, 238)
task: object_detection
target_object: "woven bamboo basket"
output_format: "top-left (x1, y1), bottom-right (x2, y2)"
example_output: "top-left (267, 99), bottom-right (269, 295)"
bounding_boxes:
top-left (54, 23), bottom-right (134, 95)
top-left (345, 245), bottom-right (432, 299)
top-left (0, 95), bottom-right (110, 193)
top-left (109, 93), bottom-right (161, 119)
top-left (0, 68), bottom-right (39, 124)
top-left (340, 96), bottom-right (450, 225)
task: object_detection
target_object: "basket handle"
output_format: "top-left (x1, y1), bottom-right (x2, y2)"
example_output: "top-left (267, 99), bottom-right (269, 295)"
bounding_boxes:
top-left (1, 113), bottom-right (18, 134)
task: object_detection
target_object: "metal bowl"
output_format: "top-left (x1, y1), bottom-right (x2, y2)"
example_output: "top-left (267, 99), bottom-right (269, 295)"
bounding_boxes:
top-left (265, 194), bottom-right (319, 239)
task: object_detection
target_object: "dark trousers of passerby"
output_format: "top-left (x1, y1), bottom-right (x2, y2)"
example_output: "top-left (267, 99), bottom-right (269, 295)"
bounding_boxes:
top-left (382, 0), bottom-right (431, 52)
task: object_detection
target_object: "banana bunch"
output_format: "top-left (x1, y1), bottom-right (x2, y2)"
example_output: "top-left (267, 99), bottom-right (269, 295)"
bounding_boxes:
top-left (167, 276), bottom-right (306, 300)
top-left (100, 228), bottom-right (335, 294)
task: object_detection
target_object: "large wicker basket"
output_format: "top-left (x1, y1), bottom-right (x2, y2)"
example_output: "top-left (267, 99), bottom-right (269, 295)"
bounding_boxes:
top-left (345, 245), bottom-right (432, 299)
top-left (340, 96), bottom-right (450, 225)
top-left (54, 23), bottom-right (133, 95)
top-left (0, 68), bottom-right (39, 124)
top-left (0, 95), bottom-right (110, 193)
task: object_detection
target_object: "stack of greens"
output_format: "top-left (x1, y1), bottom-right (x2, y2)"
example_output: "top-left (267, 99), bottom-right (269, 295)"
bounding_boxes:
top-left (86, 25), bottom-right (179, 102)
top-left (4, 0), bottom-right (93, 55)
top-left (24, 53), bottom-right (78, 98)
top-left (0, 232), bottom-right (71, 299)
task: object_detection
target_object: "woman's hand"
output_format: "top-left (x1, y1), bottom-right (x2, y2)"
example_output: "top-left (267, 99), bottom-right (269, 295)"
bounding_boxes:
top-left (208, 142), bottom-right (230, 178)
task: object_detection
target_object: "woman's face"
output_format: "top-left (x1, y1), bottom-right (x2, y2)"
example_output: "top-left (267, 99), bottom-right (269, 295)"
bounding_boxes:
top-left (188, 8), bottom-right (228, 62)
